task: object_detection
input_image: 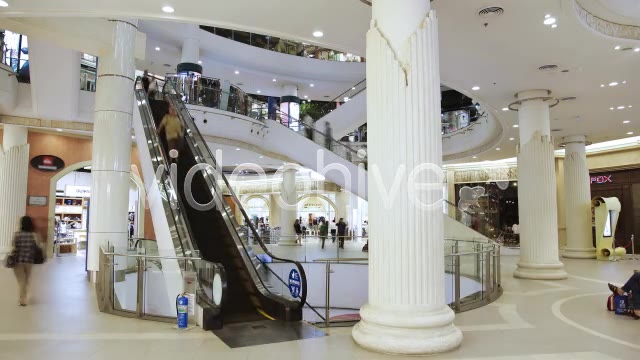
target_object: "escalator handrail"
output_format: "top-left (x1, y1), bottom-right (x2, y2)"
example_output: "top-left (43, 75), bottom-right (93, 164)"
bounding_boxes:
top-left (163, 78), bottom-right (308, 310)
top-left (443, 199), bottom-right (502, 246)
top-left (134, 77), bottom-right (225, 313)
top-left (316, 78), bottom-right (366, 117)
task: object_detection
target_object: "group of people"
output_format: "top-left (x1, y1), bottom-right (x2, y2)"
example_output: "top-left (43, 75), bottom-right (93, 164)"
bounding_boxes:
top-left (294, 217), bottom-right (347, 249)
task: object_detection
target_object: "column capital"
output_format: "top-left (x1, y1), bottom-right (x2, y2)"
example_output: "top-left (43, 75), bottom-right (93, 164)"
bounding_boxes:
top-left (560, 135), bottom-right (591, 149)
top-left (509, 90), bottom-right (559, 111)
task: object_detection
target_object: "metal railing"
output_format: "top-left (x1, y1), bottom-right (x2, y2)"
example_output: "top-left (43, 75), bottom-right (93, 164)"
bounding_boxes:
top-left (96, 244), bottom-right (225, 323)
top-left (200, 26), bottom-right (365, 63)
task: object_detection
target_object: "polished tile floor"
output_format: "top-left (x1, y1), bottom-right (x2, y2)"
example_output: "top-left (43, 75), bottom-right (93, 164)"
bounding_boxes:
top-left (1, 253), bottom-right (639, 359)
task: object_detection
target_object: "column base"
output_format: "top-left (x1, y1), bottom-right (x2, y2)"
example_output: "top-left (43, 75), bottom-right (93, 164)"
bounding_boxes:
top-left (352, 304), bottom-right (462, 355)
top-left (563, 247), bottom-right (596, 259)
top-left (514, 261), bottom-right (568, 280)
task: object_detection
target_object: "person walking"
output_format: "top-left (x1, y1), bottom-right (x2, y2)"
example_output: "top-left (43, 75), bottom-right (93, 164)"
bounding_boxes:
top-left (324, 122), bottom-right (333, 151)
top-left (10, 216), bottom-right (43, 306)
top-left (293, 219), bottom-right (302, 244)
top-left (336, 218), bottom-right (347, 249)
top-left (329, 219), bottom-right (337, 244)
top-left (158, 102), bottom-right (184, 161)
top-left (319, 220), bottom-right (329, 249)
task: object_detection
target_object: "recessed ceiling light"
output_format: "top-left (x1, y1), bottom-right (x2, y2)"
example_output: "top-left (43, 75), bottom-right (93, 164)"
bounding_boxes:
top-left (131, 135), bottom-right (135, 140)
top-left (313, 31), bottom-right (324, 38)
top-left (513, 124), bottom-right (519, 128)
top-left (56, 128), bottom-right (63, 132)
top-left (257, 90), bottom-right (261, 93)
top-left (0, 1), bottom-right (8, 7)
top-left (628, 105), bottom-right (633, 108)
top-left (543, 17), bottom-right (556, 25)
top-left (545, 14), bottom-right (551, 19)
top-left (162, 6), bottom-right (175, 13)
top-left (635, 48), bottom-right (640, 52)
top-left (502, 107), bottom-right (508, 111)
top-left (272, 78), bottom-right (276, 82)
top-left (609, 82), bottom-right (618, 86)
top-left (617, 106), bottom-right (625, 109)
top-left (472, 86), bottom-right (480, 91)
top-left (235, 148), bottom-right (240, 151)
top-left (509, 137), bottom-right (515, 141)
top-left (610, 107), bottom-right (614, 110)
top-left (600, 84), bottom-right (605, 87)
top-left (614, 45), bottom-right (621, 50)
top-left (234, 70), bottom-right (239, 75)
top-left (622, 81), bottom-right (627, 84)
top-left (259, 156), bottom-right (264, 159)
top-left (155, 47), bottom-right (160, 51)
top-left (623, 120), bottom-right (630, 124)
top-left (304, 95), bottom-right (308, 98)
top-left (551, 24), bottom-right (558, 28)
top-left (197, 60), bottom-right (202, 64)
top-left (472, 156), bottom-right (478, 159)
top-left (495, 147), bottom-right (501, 151)
top-left (344, 96), bottom-right (350, 102)
top-left (352, 87), bottom-right (356, 90)
top-left (234, 163), bottom-right (239, 166)
top-left (627, 132), bottom-right (634, 135)
top-left (310, 84), bottom-right (314, 87)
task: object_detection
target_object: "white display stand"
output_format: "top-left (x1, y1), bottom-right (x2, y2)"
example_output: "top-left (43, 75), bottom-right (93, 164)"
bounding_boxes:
top-left (591, 196), bottom-right (623, 260)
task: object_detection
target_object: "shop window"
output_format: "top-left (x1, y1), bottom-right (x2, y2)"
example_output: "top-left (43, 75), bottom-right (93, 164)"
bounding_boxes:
top-left (1, 30), bottom-right (30, 83)
top-left (233, 30), bottom-right (251, 45)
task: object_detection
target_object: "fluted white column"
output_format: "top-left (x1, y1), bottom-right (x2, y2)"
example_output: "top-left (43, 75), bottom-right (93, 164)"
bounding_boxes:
top-left (87, 19), bottom-right (137, 272)
top-left (278, 166), bottom-right (298, 245)
top-left (0, 125), bottom-right (29, 257)
top-left (562, 135), bottom-right (595, 258)
top-left (513, 90), bottom-right (567, 279)
top-left (352, 0), bottom-right (462, 354)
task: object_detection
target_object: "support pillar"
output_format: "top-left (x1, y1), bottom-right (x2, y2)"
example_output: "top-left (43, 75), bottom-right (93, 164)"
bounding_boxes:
top-left (177, 24), bottom-right (202, 74)
top-left (87, 19), bottom-right (138, 272)
top-left (352, 0), bottom-right (462, 354)
top-left (278, 165), bottom-right (298, 245)
top-left (562, 135), bottom-right (595, 258)
top-left (511, 90), bottom-right (567, 279)
top-left (0, 125), bottom-right (29, 257)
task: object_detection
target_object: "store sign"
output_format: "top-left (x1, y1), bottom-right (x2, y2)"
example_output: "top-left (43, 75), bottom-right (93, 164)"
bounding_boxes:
top-left (66, 185), bottom-right (91, 197)
top-left (30, 155), bottom-right (65, 172)
top-left (28, 196), bottom-right (48, 206)
top-left (301, 197), bottom-right (325, 211)
top-left (590, 175), bottom-right (612, 184)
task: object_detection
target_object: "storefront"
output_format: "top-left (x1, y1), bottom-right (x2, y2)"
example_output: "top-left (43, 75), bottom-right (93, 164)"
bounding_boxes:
top-left (589, 168), bottom-right (640, 253)
top-left (297, 195), bottom-right (337, 232)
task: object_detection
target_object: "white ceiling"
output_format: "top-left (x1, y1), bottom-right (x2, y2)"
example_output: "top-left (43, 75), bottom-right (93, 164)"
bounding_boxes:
top-left (1, 0), bottom-right (639, 164)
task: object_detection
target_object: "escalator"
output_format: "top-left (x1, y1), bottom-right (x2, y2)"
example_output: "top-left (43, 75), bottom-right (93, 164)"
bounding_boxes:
top-left (134, 79), bottom-right (307, 327)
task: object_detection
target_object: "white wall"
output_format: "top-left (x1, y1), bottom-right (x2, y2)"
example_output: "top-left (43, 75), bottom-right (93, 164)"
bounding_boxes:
top-left (56, 171), bottom-right (92, 192)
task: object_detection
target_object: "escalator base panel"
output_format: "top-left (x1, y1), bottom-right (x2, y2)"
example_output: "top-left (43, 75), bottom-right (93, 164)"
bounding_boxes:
top-left (212, 320), bottom-right (326, 348)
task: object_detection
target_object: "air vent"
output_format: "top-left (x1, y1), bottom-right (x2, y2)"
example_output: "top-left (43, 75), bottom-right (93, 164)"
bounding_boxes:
top-left (478, 6), bottom-right (504, 17)
top-left (538, 64), bottom-right (559, 72)
top-left (561, 96), bottom-right (577, 101)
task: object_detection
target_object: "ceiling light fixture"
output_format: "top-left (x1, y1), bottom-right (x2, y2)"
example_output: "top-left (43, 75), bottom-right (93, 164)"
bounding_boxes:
top-left (234, 70), bottom-right (239, 75)
top-left (259, 156), bottom-right (264, 159)
top-left (509, 137), bottom-right (515, 141)
top-left (56, 128), bottom-right (63, 132)
top-left (622, 81), bottom-right (627, 84)
top-left (235, 148), bottom-right (240, 151)
top-left (310, 84), bottom-right (314, 87)
top-left (551, 24), bottom-right (558, 28)
top-left (617, 106), bottom-right (625, 109)
top-left (623, 120), bottom-right (630, 124)
top-left (634, 48), bottom-right (640, 52)
top-left (502, 107), bottom-right (508, 111)
top-left (600, 84), bottom-right (605, 87)
top-left (272, 78), bottom-right (276, 82)
top-left (495, 147), bottom-right (501, 151)
top-left (614, 45), bottom-right (621, 50)
top-left (543, 17), bottom-right (556, 25)
top-left (472, 156), bottom-right (478, 159)
top-left (472, 86), bottom-right (480, 91)
top-left (197, 60), bottom-right (202, 64)
top-left (352, 87), bottom-right (356, 90)
top-left (155, 47), bottom-right (160, 51)
top-left (513, 124), bottom-right (519, 128)
top-left (609, 82), bottom-right (618, 86)
top-left (162, 6), bottom-right (175, 13)
top-left (0, 1), bottom-right (8, 7)
top-left (304, 95), bottom-right (308, 98)
top-left (545, 14), bottom-right (551, 19)
top-left (256, 90), bottom-right (261, 93)
top-left (627, 132), bottom-right (634, 135)
top-left (313, 31), bottom-right (324, 38)
top-left (610, 107), bottom-right (614, 110)
top-left (629, 105), bottom-right (633, 108)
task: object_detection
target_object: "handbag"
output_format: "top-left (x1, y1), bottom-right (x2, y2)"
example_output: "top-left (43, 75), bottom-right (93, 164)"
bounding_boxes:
top-left (32, 234), bottom-right (45, 265)
top-left (5, 252), bottom-right (16, 268)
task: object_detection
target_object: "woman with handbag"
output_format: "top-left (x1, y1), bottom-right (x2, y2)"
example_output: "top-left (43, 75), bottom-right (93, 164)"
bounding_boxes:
top-left (9, 216), bottom-right (44, 306)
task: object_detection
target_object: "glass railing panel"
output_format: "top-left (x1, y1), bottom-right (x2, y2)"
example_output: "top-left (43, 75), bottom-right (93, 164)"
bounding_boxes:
top-left (111, 251), bottom-right (138, 313)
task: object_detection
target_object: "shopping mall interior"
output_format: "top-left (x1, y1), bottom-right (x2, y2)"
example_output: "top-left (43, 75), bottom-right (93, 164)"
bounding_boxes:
top-left (0, 0), bottom-right (639, 359)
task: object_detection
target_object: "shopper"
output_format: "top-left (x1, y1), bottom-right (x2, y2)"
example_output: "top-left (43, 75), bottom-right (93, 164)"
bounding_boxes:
top-left (141, 69), bottom-right (151, 94)
top-left (293, 219), bottom-right (302, 244)
top-left (158, 102), bottom-right (184, 161)
top-left (608, 272), bottom-right (640, 320)
top-left (10, 216), bottom-right (43, 306)
top-left (337, 218), bottom-right (347, 249)
top-left (324, 122), bottom-right (333, 151)
top-left (319, 220), bottom-right (328, 249)
top-left (330, 219), bottom-right (337, 243)
top-left (303, 115), bottom-right (314, 139)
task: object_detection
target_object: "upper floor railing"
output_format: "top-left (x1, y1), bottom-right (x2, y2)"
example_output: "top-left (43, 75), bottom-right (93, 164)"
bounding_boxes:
top-left (200, 26), bottom-right (364, 63)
